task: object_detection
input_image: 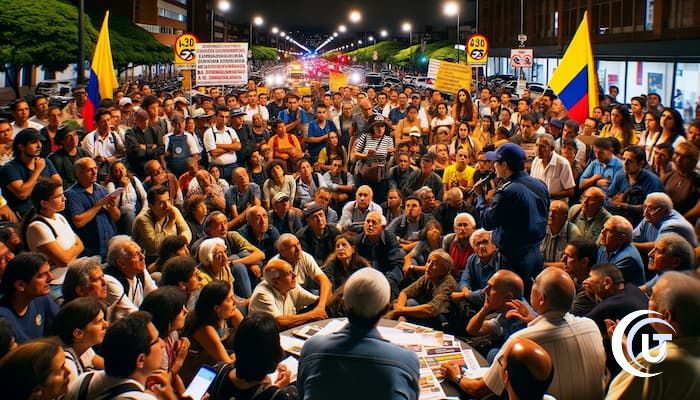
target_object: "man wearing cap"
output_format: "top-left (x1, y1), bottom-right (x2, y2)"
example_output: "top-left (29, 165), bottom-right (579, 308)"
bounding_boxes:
top-left (49, 125), bottom-right (89, 189)
top-left (203, 106), bottom-right (241, 181)
top-left (298, 267), bottom-right (420, 400)
top-left (401, 152), bottom-right (444, 201)
top-left (269, 191), bottom-right (302, 235)
top-left (0, 128), bottom-right (62, 216)
top-left (296, 203), bottom-right (340, 265)
top-left (173, 96), bottom-right (192, 118)
top-left (476, 143), bottom-right (549, 290)
top-left (118, 97), bottom-right (134, 126)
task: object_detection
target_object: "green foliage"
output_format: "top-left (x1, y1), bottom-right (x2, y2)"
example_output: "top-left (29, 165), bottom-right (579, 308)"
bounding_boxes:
top-left (346, 41), bottom-right (406, 63)
top-left (94, 13), bottom-right (173, 68)
top-left (0, 0), bottom-right (97, 71)
top-left (392, 41), bottom-right (452, 66)
top-left (252, 45), bottom-right (278, 61)
top-left (428, 45), bottom-right (466, 63)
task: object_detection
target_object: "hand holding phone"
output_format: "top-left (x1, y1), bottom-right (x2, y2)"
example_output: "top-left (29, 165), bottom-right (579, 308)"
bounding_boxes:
top-left (184, 365), bottom-right (217, 400)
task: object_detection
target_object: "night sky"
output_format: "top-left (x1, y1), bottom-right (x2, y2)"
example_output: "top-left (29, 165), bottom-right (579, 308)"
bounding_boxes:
top-left (228, 0), bottom-right (476, 46)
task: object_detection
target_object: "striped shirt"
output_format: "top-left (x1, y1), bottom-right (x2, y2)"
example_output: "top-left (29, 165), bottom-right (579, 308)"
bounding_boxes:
top-left (354, 133), bottom-right (394, 165)
top-left (483, 311), bottom-right (606, 400)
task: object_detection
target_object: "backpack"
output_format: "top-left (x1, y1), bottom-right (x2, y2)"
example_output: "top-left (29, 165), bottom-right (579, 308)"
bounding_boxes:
top-left (76, 372), bottom-right (142, 400)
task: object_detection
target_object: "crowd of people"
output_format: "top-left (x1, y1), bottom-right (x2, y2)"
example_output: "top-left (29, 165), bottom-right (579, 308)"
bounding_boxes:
top-left (0, 75), bottom-right (698, 400)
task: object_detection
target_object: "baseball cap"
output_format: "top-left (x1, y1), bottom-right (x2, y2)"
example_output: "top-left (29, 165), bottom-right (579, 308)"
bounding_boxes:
top-left (173, 96), bottom-right (189, 105)
top-left (408, 126), bottom-right (422, 137)
top-left (118, 97), bottom-right (132, 107)
top-left (230, 107), bottom-right (247, 117)
top-left (192, 108), bottom-right (208, 119)
top-left (485, 142), bottom-right (526, 171)
top-left (549, 119), bottom-right (564, 130)
top-left (303, 203), bottom-right (324, 219)
top-left (272, 192), bottom-right (290, 204)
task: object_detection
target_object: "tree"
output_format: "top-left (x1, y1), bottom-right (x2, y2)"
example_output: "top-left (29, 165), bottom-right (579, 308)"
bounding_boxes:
top-left (0, 0), bottom-right (97, 97)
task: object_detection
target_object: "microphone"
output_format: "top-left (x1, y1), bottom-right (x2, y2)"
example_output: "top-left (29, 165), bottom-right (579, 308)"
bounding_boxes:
top-left (467, 171), bottom-right (496, 195)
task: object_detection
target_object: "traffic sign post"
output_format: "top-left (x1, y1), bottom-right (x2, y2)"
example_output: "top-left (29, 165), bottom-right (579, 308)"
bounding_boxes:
top-left (466, 34), bottom-right (489, 65)
top-left (174, 33), bottom-right (198, 69)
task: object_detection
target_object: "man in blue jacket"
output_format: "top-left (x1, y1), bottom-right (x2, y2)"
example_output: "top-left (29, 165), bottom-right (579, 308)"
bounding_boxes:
top-left (298, 267), bottom-right (419, 400)
top-left (476, 143), bottom-right (549, 292)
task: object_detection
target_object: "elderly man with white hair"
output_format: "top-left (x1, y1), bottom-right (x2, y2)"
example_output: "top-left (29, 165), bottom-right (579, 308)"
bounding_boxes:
top-left (530, 133), bottom-right (576, 202)
top-left (442, 212), bottom-right (477, 279)
top-left (356, 211), bottom-right (405, 299)
top-left (271, 233), bottom-right (332, 308)
top-left (248, 258), bottom-right (324, 329)
top-left (641, 232), bottom-right (696, 295)
top-left (298, 268), bottom-right (420, 400)
top-left (103, 235), bottom-right (157, 322)
top-left (597, 215), bottom-right (646, 285)
top-left (451, 228), bottom-right (503, 305)
top-left (633, 192), bottom-right (698, 256)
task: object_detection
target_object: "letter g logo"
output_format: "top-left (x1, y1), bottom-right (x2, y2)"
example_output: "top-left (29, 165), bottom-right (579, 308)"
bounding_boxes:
top-left (612, 310), bottom-right (675, 378)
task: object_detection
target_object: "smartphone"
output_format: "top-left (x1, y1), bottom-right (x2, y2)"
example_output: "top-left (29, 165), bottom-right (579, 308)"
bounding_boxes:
top-left (183, 365), bottom-right (217, 400)
top-left (110, 187), bottom-right (125, 197)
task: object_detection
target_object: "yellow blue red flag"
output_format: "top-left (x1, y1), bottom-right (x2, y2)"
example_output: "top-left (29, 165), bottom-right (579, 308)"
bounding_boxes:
top-left (547, 12), bottom-right (598, 124)
top-left (83, 11), bottom-right (118, 131)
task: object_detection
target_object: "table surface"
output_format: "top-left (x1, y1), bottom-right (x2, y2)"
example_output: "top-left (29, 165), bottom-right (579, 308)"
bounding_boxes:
top-left (281, 318), bottom-right (489, 398)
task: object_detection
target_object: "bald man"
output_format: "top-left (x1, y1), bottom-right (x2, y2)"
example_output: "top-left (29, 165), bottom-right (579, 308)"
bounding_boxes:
top-left (500, 338), bottom-right (554, 400)
top-left (541, 200), bottom-right (581, 267)
top-left (249, 259), bottom-right (326, 329)
top-left (444, 267), bottom-right (606, 400)
top-left (568, 186), bottom-right (611, 244)
top-left (339, 185), bottom-right (382, 233)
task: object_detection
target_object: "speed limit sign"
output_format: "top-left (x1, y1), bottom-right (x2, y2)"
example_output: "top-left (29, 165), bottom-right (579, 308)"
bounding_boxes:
top-left (175, 33), bottom-right (198, 67)
top-left (466, 34), bottom-right (489, 65)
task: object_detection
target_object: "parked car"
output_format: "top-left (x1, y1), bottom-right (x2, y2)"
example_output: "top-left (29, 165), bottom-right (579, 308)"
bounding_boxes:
top-left (363, 73), bottom-right (384, 91)
top-left (35, 80), bottom-right (72, 97)
top-left (415, 76), bottom-right (435, 91)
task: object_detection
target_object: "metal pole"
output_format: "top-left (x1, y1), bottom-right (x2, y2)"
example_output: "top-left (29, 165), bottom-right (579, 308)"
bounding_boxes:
top-left (476, 0), bottom-right (479, 33)
top-left (249, 23), bottom-right (253, 46)
top-left (78, 0), bottom-right (85, 84)
top-left (210, 8), bottom-right (214, 41)
top-left (456, 13), bottom-right (460, 63)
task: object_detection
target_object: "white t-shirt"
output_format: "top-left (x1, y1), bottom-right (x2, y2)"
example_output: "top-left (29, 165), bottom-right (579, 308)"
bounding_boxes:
top-left (81, 130), bottom-right (124, 159)
top-left (271, 251), bottom-right (324, 290)
top-left (203, 126), bottom-right (239, 165)
top-left (27, 213), bottom-right (78, 283)
top-left (11, 120), bottom-right (43, 138)
top-left (244, 104), bottom-right (270, 122)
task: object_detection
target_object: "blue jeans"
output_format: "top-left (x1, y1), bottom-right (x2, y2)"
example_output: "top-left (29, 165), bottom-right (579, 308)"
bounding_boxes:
top-left (231, 262), bottom-right (252, 298)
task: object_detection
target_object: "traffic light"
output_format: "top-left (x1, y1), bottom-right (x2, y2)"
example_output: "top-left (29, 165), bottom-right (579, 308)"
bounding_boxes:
top-left (419, 55), bottom-right (428, 64)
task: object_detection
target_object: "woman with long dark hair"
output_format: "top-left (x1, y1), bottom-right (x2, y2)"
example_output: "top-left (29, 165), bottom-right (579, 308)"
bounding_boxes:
top-left (600, 105), bottom-right (638, 148)
top-left (639, 110), bottom-right (662, 164)
top-left (451, 88), bottom-right (478, 129)
top-left (649, 108), bottom-right (686, 170)
top-left (449, 121), bottom-right (482, 165)
top-left (0, 337), bottom-right (70, 400)
top-left (22, 179), bottom-right (83, 281)
top-left (316, 130), bottom-right (348, 172)
top-left (210, 313), bottom-right (297, 400)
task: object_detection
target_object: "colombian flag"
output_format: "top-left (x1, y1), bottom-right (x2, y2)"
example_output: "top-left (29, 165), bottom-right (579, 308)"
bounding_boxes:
top-left (83, 11), bottom-right (118, 132)
top-left (548, 12), bottom-right (598, 124)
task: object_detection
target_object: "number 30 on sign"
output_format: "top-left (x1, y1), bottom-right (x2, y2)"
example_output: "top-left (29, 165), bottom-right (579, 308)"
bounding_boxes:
top-left (466, 34), bottom-right (489, 65)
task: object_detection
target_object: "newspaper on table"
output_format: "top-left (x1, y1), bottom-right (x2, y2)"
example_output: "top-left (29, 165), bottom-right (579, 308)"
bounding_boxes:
top-left (280, 335), bottom-right (304, 356)
top-left (418, 357), bottom-right (447, 400)
top-left (422, 346), bottom-right (467, 381)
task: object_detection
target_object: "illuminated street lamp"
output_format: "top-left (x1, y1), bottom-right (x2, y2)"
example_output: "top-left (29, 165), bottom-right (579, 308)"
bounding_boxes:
top-left (443, 1), bottom-right (461, 62)
top-left (211, 0), bottom-right (231, 42)
top-left (349, 10), bottom-right (362, 24)
top-left (250, 15), bottom-right (264, 46)
top-left (338, 24), bottom-right (347, 33)
top-left (380, 29), bottom-right (388, 38)
top-left (402, 22), bottom-right (412, 46)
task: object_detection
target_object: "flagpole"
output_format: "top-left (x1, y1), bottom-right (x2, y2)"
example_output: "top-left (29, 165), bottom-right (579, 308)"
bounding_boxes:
top-left (78, 0), bottom-right (85, 84)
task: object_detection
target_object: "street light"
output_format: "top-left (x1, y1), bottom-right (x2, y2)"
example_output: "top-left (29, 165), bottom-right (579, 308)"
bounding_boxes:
top-left (250, 15), bottom-right (263, 48)
top-left (369, 36), bottom-right (375, 45)
top-left (333, 32), bottom-right (338, 37)
top-left (338, 24), bottom-right (347, 33)
top-left (349, 10), bottom-right (362, 24)
top-left (402, 22), bottom-right (412, 46)
top-left (443, 1), bottom-right (460, 62)
top-left (271, 26), bottom-right (279, 34)
top-left (380, 29), bottom-right (388, 38)
top-left (211, 0), bottom-right (231, 42)
top-left (358, 40), bottom-right (362, 45)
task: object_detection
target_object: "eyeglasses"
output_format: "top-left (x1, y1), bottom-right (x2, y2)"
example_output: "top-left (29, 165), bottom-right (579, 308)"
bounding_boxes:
top-left (149, 335), bottom-right (161, 347)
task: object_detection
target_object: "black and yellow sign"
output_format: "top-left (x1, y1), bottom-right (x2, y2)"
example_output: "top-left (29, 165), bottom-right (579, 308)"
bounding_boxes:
top-left (466, 34), bottom-right (489, 65)
top-left (175, 33), bottom-right (198, 66)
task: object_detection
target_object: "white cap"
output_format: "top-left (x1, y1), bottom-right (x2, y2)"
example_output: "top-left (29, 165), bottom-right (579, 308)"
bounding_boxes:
top-left (118, 97), bottom-right (132, 106)
top-left (343, 268), bottom-right (390, 319)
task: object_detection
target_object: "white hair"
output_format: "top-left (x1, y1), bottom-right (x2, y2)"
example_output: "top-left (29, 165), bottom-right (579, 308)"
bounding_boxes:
top-left (646, 192), bottom-right (673, 211)
top-left (344, 268), bottom-right (390, 319)
top-left (198, 237), bottom-right (226, 267)
top-left (469, 228), bottom-right (492, 248)
top-left (454, 212), bottom-right (476, 228)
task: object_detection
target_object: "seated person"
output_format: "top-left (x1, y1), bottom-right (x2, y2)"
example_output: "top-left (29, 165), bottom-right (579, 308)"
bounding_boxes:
top-left (355, 211), bottom-right (405, 300)
top-left (386, 249), bottom-right (457, 329)
top-left (0, 253), bottom-right (58, 343)
top-left (132, 185), bottom-right (192, 264)
top-left (633, 192), bottom-right (698, 256)
top-left (401, 153), bottom-right (444, 201)
top-left (268, 192), bottom-right (302, 235)
top-left (568, 186), bottom-right (610, 244)
top-left (339, 185), bottom-right (382, 233)
top-left (442, 212), bottom-right (476, 279)
top-left (432, 187), bottom-right (472, 235)
top-left (296, 203), bottom-right (340, 266)
top-left (209, 313), bottom-right (297, 400)
top-left (191, 211), bottom-right (265, 299)
top-left (61, 256), bottom-right (107, 304)
top-left (322, 233), bottom-right (372, 314)
top-left (182, 281), bottom-right (243, 381)
top-left (541, 200), bottom-right (581, 268)
top-left (298, 268), bottom-right (420, 400)
top-left (237, 205), bottom-right (280, 262)
top-left (441, 268), bottom-right (606, 400)
top-left (248, 259), bottom-right (325, 329)
top-left (160, 255), bottom-right (203, 310)
top-left (271, 234), bottom-right (332, 303)
top-left (402, 220), bottom-right (444, 283)
top-left (0, 337), bottom-right (71, 400)
top-left (605, 145), bottom-right (663, 226)
top-left (451, 228), bottom-right (502, 307)
top-left (225, 167), bottom-right (261, 229)
top-left (607, 272), bottom-right (700, 399)
top-left (103, 236), bottom-right (158, 322)
top-left (561, 239), bottom-right (598, 316)
top-left (321, 156), bottom-right (355, 209)
top-left (641, 233), bottom-right (696, 295)
top-left (187, 170), bottom-right (226, 213)
top-left (466, 270), bottom-right (529, 362)
top-left (597, 216), bottom-right (646, 286)
top-left (582, 263), bottom-right (650, 375)
top-left (386, 195), bottom-right (434, 253)
top-left (65, 312), bottom-right (178, 399)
